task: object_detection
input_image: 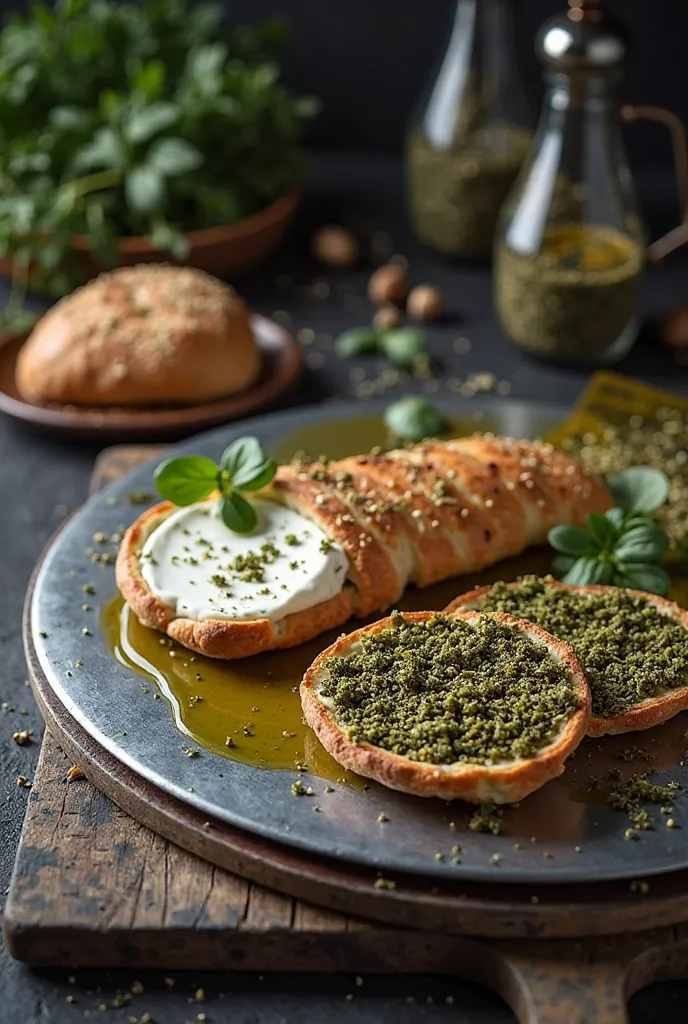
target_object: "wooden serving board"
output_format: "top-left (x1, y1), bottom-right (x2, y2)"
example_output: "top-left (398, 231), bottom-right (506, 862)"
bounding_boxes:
top-left (6, 444), bottom-right (688, 1024)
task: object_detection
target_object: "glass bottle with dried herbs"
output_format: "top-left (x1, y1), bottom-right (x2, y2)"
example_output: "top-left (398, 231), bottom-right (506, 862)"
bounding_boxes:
top-left (494, 2), bottom-right (652, 366)
top-left (406, 0), bottom-right (532, 262)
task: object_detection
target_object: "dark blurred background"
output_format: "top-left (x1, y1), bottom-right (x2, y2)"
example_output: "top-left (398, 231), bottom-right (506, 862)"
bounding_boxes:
top-left (243, 0), bottom-right (688, 165)
top-left (61, 0), bottom-right (686, 168)
top-left (1, 1), bottom-right (685, 162)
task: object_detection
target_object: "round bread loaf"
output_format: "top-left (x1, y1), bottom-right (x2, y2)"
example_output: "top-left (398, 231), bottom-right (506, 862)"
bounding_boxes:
top-left (15, 264), bottom-right (261, 407)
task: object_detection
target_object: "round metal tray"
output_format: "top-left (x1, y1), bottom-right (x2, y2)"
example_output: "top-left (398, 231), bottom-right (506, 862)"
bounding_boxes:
top-left (29, 398), bottom-right (688, 884)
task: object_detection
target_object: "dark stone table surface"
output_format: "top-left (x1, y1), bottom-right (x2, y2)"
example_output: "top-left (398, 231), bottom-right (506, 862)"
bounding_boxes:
top-left (2, 153), bottom-right (688, 1022)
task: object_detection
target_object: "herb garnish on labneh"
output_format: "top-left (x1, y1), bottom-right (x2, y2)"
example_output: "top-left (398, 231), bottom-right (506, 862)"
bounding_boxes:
top-left (154, 436), bottom-right (276, 533)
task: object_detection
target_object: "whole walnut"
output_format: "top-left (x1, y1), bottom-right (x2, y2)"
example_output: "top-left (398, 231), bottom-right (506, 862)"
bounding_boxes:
top-left (312, 225), bottom-right (359, 268)
top-left (368, 264), bottom-right (408, 305)
top-left (407, 284), bottom-right (444, 322)
top-left (661, 307), bottom-right (688, 349)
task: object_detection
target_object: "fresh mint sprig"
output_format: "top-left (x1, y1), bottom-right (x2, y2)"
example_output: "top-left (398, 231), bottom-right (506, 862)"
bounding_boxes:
top-left (548, 467), bottom-right (672, 596)
top-left (153, 436), bottom-right (276, 534)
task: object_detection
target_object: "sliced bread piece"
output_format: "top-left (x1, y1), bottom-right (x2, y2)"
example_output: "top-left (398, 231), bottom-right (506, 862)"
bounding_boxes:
top-left (117, 435), bottom-right (610, 660)
top-left (301, 610), bottom-right (590, 803)
top-left (445, 578), bottom-right (688, 737)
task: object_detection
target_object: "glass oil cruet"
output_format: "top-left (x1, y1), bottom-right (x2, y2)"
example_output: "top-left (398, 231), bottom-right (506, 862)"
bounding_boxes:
top-left (406, 0), bottom-right (532, 262)
top-left (494, 0), bottom-right (688, 366)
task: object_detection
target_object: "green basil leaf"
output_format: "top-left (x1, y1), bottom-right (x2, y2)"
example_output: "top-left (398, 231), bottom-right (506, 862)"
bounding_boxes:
top-left (623, 510), bottom-right (653, 527)
top-left (50, 105), bottom-right (92, 131)
top-left (552, 554), bottom-right (577, 574)
top-left (221, 436), bottom-right (276, 490)
top-left (72, 125), bottom-right (125, 172)
top-left (614, 562), bottom-right (671, 597)
top-left (148, 137), bottom-right (204, 177)
top-left (548, 524), bottom-right (597, 557)
top-left (335, 327), bottom-right (379, 358)
top-left (154, 455), bottom-right (218, 506)
top-left (590, 561), bottom-right (615, 585)
top-left (384, 396), bottom-right (446, 442)
top-left (562, 556), bottom-right (602, 586)
top-left (614, 525), bottom-right (670, 563)
top-left (125, 101), bottom-right (180, 145)
top-left (609, 467), bottom-right (670, 513)
top-left (220, 492), bottom-right (257, 534)
top-left (133, 59), bottom-right (166, 102)
top-left (236, 462), bottom-right (278, 492)
top-left (149, 219), bottom-right (190, 260)
top-left (605, 507), bottom-right (627, 531)
top-left (126, 164), bottom-right (165, 214)
top-left (379, 327), bottom-right (427, 369)
top-left (586, 512), bottom-right (618, 549)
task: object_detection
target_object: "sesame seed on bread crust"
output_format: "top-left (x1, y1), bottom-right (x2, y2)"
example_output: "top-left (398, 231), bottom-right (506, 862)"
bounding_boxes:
top-left (117, 437), bottom-right (611, 660)
top-left (16, 264), bottom-right (260, 407)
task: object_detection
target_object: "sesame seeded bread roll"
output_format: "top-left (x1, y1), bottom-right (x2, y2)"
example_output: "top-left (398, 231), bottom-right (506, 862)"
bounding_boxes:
top-left (300, 610), bottom-right (591, 803)
top-left (118, 436), bottom-right (611, 659)
top-left (15, 264), bottom-right (261, 407)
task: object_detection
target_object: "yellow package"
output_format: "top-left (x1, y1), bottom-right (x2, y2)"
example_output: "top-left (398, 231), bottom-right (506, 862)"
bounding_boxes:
top-left (546, 371), bottom-right (688, 550)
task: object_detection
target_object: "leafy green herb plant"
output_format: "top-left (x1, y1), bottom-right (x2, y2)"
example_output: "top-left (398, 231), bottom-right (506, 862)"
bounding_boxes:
top-left (154, 436), bottom-right (277, 534)
top-left (0, 0), bottom-right (318, 324)
top-left (336, 325), bottom-right (428, 370)
top-left (548, 467), bottom-right (672, 596)
top-left (384, 395), bottom-right (447, 443)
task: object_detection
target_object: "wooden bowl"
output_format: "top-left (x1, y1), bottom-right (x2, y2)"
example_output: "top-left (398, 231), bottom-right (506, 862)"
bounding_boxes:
top-left (0, 314), bottom-right (302, 441)
top-left (0, 187), bottom-right (300, 286)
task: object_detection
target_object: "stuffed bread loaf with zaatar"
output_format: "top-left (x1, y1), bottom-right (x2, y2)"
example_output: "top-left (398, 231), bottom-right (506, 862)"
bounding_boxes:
top-left (116, 434), bottom-right (612, 659)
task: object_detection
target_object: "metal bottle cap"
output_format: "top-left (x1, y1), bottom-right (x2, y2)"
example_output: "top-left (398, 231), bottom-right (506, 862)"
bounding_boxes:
top-left (536, 0), bottom-right (628, 73)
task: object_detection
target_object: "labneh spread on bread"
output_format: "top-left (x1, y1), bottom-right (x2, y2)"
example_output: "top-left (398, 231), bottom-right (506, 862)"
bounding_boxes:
top-left (117, 434), bottom-right (611, 658)
top-left (140, 498), bottom-right (349, 623)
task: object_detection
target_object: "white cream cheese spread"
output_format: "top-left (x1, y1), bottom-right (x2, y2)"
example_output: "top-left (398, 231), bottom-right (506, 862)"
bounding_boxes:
top-left (139, 498), bottom-right (350, 623)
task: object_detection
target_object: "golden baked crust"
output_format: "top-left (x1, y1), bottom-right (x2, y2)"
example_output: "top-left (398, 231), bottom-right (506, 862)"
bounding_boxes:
top-left (16, 264), bottom-right (260, 407)
top-left (445, 581), bottom-right (688, 737)
top-left (116, 436), bottom-right (611, 660)
top-left (300, 610), bottom-right (590, 803)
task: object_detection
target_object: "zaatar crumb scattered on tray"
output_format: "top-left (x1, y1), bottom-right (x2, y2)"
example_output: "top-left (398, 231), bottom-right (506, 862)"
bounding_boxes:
top-left (608, 773), bottom-right (679, 831)
top-left (374, 876), bottom-right (396, 890)
top-left (561, 406), bottom-right (688, 545)
top-left (127, 490), bottom-right (153, 505)
top-left (468, 804), bottom-right (504, 835)
top-left (291, 780), bottom-right (313, 795)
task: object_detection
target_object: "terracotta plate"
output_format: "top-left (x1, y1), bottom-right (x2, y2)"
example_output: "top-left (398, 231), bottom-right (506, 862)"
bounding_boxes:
top-left (0, 314), bottom-right (301, 441)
